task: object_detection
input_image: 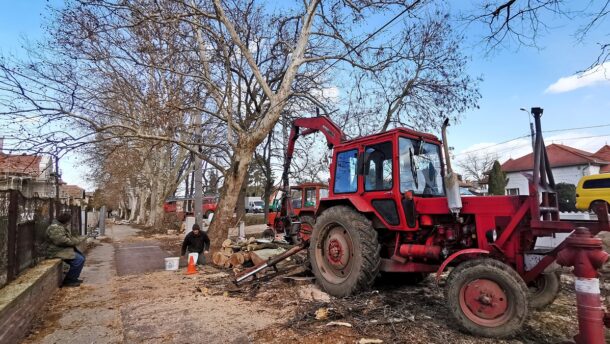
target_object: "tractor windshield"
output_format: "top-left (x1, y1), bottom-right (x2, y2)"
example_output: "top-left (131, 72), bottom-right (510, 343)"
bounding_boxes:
top-left (399, 137), bottom-right (444, 196)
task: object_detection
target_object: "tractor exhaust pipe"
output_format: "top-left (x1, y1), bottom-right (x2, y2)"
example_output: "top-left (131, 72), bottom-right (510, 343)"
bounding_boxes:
top-left (441, 119), bottom-right (462, 215)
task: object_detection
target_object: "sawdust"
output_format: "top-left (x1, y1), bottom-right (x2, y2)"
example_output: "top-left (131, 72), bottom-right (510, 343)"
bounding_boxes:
top-left (250, 272), bottom-right (602, 344)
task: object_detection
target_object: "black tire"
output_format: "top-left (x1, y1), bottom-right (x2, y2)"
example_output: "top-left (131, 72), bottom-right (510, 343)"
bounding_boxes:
top-left (309, 205), bottom-right (381, 297)
top-left (590, 201), bottom-right (610, 214)
top-left (445, 258), bottom-right (529, 338)
top-left (528, 271), bottom-right (561, 309)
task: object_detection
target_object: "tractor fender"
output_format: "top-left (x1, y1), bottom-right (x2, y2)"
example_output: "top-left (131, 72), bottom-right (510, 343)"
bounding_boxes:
top-left (435, 248), bottom-right (490, 283)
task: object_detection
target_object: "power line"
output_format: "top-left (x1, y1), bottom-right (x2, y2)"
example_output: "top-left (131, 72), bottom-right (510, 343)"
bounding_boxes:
top-left (456, 125), bottom-right (610, 157)
top-left (544, 123), bottom-right (610, 133)
top-left (457, 133), bottom-right (610, 157)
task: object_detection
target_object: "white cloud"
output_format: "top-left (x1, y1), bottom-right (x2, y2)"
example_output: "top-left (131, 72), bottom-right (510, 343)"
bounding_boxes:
top-left (545, 62), bottom-right (610, 93)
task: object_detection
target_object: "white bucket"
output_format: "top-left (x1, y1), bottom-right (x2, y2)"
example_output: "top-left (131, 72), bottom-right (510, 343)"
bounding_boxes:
top-left (164, 257), bottom-right (180, 271)
top-left (187, 252), bottom-right (199, 265)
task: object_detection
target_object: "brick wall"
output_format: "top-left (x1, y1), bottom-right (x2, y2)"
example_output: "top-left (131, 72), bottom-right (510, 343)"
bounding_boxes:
top-left (0, 259), bottom-right (62, 344)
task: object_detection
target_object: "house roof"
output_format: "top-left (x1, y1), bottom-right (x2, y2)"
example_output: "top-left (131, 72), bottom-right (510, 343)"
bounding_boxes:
top-left (60, 184), bottom-right (85, 199)
top-left (593, 145), bottom-right (610, 173)
top-left (0, 154), bottom-right (42, 177)
top-left (501, 143), bottom-right (608, 172)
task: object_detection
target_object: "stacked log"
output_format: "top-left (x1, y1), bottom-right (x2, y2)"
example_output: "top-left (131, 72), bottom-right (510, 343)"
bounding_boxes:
top-left (211, 236), bottom-right (287, 270)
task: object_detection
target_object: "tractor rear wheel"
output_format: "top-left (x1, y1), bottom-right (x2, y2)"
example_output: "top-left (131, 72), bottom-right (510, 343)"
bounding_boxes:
top-left (528, 271), bottom-right (561, 309)
top-left (445, 258), bottom-right (529, 338)
top-left (309, 205), bottom-right (380, 297)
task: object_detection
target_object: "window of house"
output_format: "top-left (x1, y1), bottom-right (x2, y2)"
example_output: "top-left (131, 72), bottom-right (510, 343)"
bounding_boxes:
top-left (364, 142), bottom-right (393, 191)
top-left (334, 149), bottom-right (359, 193)
top-left (506, 188), bottom-right (520, 195)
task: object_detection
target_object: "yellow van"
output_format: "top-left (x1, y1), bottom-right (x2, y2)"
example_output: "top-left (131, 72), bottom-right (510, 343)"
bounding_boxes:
top-left (575, 174), bottom-right (610, 211)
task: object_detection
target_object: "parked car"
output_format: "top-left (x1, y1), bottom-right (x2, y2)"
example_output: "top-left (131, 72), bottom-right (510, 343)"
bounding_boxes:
top-left (575, 174), bottom-right (610, 211)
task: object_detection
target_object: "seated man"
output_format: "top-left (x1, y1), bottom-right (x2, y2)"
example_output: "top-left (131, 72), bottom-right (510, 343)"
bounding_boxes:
top-left (46, 213), bottom-right (86, 287)
top-left (181, 223), bottom-right (210, 266)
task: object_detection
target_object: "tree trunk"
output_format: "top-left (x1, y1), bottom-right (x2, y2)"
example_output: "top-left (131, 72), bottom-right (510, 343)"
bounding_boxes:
top-left (207, 145), bottom-right (254, 250)
top-left (235, 172), bottom-right (248, 225)
top-left (263, 131), bottom-right (273, 221)
top-left (147, 177), bottom-right (158, 227)
top-left (137, 188), bottom-right (149, 224)
top-left (128, 189), bottom-right (138, 222)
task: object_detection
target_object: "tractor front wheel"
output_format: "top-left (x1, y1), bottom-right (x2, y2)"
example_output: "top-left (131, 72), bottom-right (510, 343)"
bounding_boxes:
top-left (445, 258), bottom-right (529, 338)
top-left (528, 271), bottom-right (561, 309)
top-left (309, 206), bottom-right (380, 297)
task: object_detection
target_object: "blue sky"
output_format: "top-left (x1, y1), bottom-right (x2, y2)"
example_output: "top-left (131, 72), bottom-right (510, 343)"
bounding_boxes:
top-left (1, 1), bottom-right (609, 190)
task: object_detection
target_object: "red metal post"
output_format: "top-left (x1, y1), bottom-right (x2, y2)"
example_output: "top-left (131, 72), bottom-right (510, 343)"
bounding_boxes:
top-left (556, 227), bottom-right (609, 344)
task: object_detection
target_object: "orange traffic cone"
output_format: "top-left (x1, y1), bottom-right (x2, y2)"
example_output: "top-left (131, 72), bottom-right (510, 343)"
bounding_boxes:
top-left (186, 255), bottom-right (197, 275)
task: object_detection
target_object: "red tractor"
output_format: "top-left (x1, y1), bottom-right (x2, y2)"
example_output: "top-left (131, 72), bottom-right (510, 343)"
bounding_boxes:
top-left (268, 182), bottom-right (328, 241)
top-left (274, 109), bottom-right (609, 338)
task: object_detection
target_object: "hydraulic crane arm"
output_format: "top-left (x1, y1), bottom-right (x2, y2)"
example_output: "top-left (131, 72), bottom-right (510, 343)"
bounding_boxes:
top-left (281, 116), bottom-right (346, 192)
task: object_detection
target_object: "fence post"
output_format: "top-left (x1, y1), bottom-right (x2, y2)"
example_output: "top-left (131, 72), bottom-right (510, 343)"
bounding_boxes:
top-left (7, 191), bottom-right (18, 283)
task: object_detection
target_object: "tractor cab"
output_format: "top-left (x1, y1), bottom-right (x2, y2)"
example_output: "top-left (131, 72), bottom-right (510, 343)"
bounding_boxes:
top-left (323, 128), bottom-right (445, 231)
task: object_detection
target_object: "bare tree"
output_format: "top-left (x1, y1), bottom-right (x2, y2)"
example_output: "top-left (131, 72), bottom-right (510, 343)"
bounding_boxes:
top-left (0, 0), bottom-right (483, 251)
top-left (466, 0), bottom-right (609, 68)
top-left (457, 152), bottom-right (498, 184)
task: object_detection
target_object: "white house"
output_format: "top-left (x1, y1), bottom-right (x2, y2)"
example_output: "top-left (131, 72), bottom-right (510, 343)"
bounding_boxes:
top-left (501, 144), bottom-right (609, 195)
top-left (0, 152), bottom-right (55, 198)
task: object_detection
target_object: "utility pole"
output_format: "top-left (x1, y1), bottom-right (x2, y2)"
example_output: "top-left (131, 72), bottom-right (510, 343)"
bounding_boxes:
top-left (520, 108), bottom-right (536, 151)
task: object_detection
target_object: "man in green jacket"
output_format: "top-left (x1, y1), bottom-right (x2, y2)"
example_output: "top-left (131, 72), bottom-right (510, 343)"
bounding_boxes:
top-left (46, 213), bottom-right (86, 287)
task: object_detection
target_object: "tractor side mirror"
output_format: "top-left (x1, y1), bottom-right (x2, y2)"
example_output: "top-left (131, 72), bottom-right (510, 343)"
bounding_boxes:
top-left (402, 190), bottom-right (417, 228)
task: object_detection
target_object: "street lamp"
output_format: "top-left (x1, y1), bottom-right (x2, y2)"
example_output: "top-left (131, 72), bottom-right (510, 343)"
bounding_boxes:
top-left (520, 108), bottom-right (535, 151)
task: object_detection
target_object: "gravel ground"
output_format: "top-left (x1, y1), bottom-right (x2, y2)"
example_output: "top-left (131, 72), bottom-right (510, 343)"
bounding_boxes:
top-left (22, 225), bottom-right (610, 343)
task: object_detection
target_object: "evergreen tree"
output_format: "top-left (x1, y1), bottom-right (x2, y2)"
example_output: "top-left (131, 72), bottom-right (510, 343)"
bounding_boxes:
top-left (555, 183), bottom-right (577, 212)
top-left (487, 160), bottom-right (508, 195)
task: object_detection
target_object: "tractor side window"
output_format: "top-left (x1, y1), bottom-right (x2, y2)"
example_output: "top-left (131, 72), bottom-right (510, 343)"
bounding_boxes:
top-left (319, 188), bottom-right (329, 199)
top-left (364, 142), bottom-right (393, 191)
top-left (334, 149), bottom-right (359, 193)
top-left (305, 188), bottom-right (316, 207)
top-left (291, 189), bottom-right (302, 208)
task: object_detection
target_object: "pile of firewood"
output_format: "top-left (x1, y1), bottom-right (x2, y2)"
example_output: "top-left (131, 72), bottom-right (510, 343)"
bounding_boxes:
top-left (212, 237), bottom-right (287, 271)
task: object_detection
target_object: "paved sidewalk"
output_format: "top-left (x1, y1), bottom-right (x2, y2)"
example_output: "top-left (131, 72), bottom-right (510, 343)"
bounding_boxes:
top-left (23, 223), bottom-right (286, 344)
top-left (23, 233), bottom-right (125, 343)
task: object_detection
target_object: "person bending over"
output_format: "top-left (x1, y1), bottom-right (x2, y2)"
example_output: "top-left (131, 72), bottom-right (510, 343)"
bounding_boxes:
top-left (46, 213), bottom-right (86, 287)
top-left (181, 223), bottom-right (210, 265)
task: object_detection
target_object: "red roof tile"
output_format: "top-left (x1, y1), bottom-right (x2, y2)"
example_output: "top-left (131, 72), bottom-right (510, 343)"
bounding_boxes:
top-left (593, 145), bottom-right (610, 173)
top-left (0, 154), bottom-right (42, 176)
top-left (501, 144), bottom-right (608, 172)
top-left (60, 184), bottom-right (85, 199)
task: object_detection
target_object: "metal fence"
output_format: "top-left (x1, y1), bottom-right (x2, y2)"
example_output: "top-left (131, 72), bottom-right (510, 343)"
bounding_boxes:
top-left (0, 190), bottom-right (81, 288)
